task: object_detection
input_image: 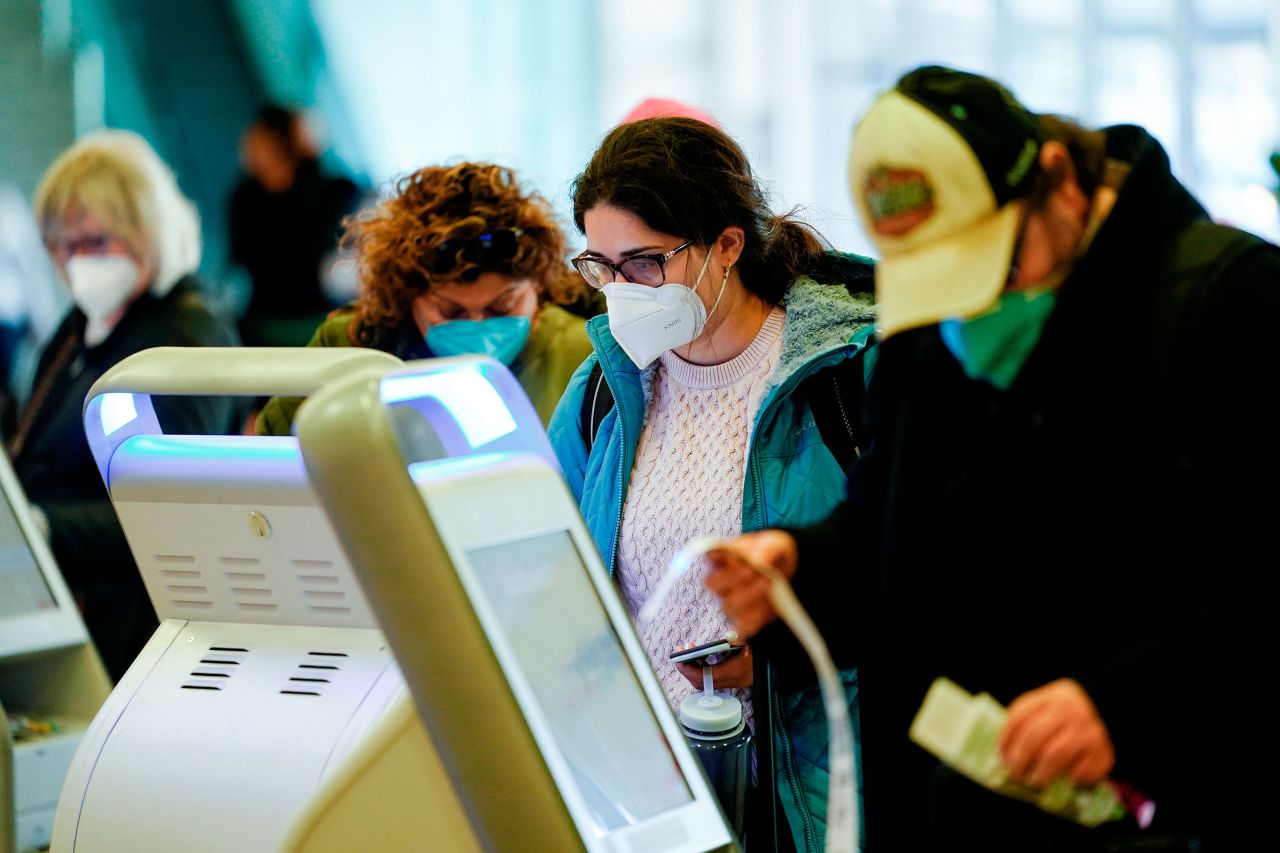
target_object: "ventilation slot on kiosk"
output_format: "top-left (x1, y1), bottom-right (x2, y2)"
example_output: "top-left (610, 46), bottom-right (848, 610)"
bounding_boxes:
top-left (182, 645), bottom-right (249, 691)
top-left (155, 555), bottom-right (211, 610)
top-left (280, 651), bottom-right (347, 696)
top-left (200, 647), bottom-right (248, 666)
top-left (232, 585), bottom-right (278, 614)
top-left (281, 675), bottom-right (330, 697)
top-left (296, 565), bottom-right (353, 619)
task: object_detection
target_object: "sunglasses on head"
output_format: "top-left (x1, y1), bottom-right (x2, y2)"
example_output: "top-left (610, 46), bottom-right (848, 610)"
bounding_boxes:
top-left (426, 228), bottom-right (523, 276)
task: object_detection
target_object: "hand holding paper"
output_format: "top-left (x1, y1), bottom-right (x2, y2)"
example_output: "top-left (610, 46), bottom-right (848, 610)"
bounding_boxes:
top-left (910, 678), bottom-right (1129, 828)
top-left (1000, 678), bottom-right (1115, 788)
top-left (701, 529), bottom-right (799, 638)
top-left (644, 534), bottom-right (858, 853)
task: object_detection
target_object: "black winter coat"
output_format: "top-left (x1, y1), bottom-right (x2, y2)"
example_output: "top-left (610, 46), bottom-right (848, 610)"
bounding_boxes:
top-left (779, 126), bottom-right (1280, 852)
top-left (10, 277), bottom-right (240, 679)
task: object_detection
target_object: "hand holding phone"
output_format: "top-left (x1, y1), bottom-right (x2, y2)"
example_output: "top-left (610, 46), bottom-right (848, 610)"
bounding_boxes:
top-left (670, 637), bottom-right (732, 666)
top-left (669, 637), bottom-right (744, 667)
top-left (671, 637), bottom-right (752, 689)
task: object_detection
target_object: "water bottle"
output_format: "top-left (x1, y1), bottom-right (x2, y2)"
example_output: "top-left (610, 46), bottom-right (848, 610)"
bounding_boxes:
top-left (679, 667), bottom-right (751, 839)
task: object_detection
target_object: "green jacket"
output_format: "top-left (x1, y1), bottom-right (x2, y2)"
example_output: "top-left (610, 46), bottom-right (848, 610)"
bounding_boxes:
top-left (257, 302), bottom-right (592, 435)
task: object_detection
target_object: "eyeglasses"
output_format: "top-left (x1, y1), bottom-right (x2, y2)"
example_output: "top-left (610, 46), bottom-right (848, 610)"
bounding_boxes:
top-left (572, 241), bottom-right (692, 289)
top-left (426, 228), bottom-right (523, 276)
top-left (48, 233), bottom-right (118, 258)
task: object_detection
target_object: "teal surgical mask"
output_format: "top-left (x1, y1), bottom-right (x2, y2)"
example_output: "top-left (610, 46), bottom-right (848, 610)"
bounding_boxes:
top-left (425, 315), bottom-right (531, 366)
top-left (939, 290), bottom-right (1057, 390)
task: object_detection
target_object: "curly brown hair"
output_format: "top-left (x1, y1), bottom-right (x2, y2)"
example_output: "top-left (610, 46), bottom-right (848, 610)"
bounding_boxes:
top-left (345, 162), bottom-right (583, 328)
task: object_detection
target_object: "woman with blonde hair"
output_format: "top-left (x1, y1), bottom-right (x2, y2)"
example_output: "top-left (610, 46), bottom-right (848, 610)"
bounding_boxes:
top-left (257, 161), bottom-right (593, 433)
top-left (10, 129), bottom-right (239, 680)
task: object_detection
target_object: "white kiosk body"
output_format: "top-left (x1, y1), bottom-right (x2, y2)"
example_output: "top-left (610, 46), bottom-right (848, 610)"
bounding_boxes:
top-left (49, 349), bottom-right (471, 853)
top-left (55, 348), bottom-right (734, 852)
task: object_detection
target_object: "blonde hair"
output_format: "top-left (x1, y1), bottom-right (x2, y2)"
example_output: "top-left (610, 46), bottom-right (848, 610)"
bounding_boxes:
top-left (34, 129), bottom-right (201, 295)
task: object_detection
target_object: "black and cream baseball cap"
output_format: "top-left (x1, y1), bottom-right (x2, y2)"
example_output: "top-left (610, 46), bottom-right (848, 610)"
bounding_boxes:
top-left (849, 65), bottom-right (1043, 338)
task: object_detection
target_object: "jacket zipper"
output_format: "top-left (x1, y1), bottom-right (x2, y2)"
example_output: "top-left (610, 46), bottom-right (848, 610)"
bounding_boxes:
top-left (773, 675), bottom-right (818, 851)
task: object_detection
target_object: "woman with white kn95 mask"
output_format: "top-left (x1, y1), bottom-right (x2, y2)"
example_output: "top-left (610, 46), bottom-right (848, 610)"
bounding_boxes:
top-left (13, 129), bottom-right (240, 681)
top-left (547, 115), bottom-right (877, 852)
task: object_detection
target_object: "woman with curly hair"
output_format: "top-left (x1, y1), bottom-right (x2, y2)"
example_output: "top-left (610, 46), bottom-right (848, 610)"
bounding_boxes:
top-left (258, 162), bottom-right (594, 433)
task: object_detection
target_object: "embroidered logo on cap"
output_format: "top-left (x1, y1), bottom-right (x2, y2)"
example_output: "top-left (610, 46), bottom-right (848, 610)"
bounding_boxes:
top-left (864, 166), bottom-right (935, 236)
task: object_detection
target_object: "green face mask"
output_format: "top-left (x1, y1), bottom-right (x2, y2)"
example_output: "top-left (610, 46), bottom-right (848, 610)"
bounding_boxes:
top-left (939, 289), bottom-right (1057, 390)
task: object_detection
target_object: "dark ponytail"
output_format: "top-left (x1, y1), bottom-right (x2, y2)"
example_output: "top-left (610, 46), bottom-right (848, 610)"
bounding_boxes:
top-left (571, 117), bottom-right (828, 304)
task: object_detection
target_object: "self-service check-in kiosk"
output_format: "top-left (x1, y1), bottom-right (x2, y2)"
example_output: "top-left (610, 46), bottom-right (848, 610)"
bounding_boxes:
top-left (292, 356), bottom-right (736, 852)
top-left (54, 347), bottom-right (735, 852)
top-left (47, 348), bottom-right (489, 853)
top-left (0, 452), bottom-right (111, 853)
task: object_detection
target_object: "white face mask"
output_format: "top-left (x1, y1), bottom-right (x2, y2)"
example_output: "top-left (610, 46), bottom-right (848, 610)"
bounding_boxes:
top-left (602, 250), bottom-right (729, 369)
top-left (66, 254), bottom-right (142, 333)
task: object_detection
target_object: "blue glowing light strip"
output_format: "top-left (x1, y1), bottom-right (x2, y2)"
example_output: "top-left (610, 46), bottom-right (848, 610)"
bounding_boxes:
top-left (408, 452), bottom-right (511, 483)
top-left (100, 393), bottom-right (139, 436)
top-left (380, 364), bottom-right (517, 448)
top-left (119, 435), bottom-right (302, 463)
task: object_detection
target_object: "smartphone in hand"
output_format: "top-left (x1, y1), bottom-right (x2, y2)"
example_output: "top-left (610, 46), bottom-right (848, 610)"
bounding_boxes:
top-left (669, 638), bottom-right (743, 666)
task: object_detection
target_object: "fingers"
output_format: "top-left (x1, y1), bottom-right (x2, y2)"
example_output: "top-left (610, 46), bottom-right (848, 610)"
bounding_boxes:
top-left (673, 646), bottom-right (754, 690)
top-left (704, 543), bottom-right (781, 638)
top-left (722, 578), bottom-right (777, 637)
top-left (1067, 737), bottom-right (1115, 786)
top-left (1023, 729), bottom-right (1083, 789)
top-left (673, 660), bottom-right (703, 688)
top-left (704, 552), bottom-right (756, 596)
top-left (1002, 706), bottom-right (1065, 782)
top-left (714, 530), bottom-right (800, 579)
top-left (998, 679), bottom-right (1116, 789)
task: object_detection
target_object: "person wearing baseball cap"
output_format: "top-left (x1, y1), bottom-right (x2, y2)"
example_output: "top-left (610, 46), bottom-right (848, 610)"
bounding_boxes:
top-left (702, 64), bottom-right (1279, 850)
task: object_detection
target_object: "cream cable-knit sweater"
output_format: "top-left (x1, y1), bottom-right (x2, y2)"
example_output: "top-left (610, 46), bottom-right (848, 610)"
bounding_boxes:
top-left (617, 306), bottom-right (786, 730)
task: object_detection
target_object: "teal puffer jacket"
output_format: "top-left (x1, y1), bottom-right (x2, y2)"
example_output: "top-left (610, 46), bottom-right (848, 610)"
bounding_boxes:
top-left (548, 271), bottom-right (874, 852)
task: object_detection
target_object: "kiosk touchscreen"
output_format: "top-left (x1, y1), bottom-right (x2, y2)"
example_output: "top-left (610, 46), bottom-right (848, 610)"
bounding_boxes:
top-left (0, 452), bottom-right (90, 658)
top-left (0, 453), bottom-right (111, 853)
top-left (295, 357), bottom-right (736, 852)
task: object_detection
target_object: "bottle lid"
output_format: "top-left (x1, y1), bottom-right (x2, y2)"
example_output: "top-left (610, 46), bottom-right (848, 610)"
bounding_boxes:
top-left (679, 692), bottom-right (743, 735)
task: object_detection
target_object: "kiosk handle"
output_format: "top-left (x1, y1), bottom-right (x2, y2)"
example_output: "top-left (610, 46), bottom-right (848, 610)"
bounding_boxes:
top-left (83, 347), bottom-right (405, 483)
top-left (85, 347), bottom-right (403, 400)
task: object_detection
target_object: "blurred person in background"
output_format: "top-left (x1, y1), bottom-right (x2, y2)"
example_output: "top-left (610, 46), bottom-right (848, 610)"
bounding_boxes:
top-left (548, 116), bottom-right (877, 852)
top-left (257, 161), bottom-right (593, 434)
top-left (619, 96), bottom-right (722, 128)
top-left (0, 185), bottom-right (67, 437)
top-left (11, 130), bottom-right (240, 681)
top-left (229, 104), bottom-right (363, 346)
top-left (704, 65), bottom-right (1279, 851)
